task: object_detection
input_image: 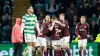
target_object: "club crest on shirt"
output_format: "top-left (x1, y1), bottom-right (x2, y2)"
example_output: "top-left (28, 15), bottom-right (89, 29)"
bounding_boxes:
top-left (84, 26), bottom-right (86, 28)
top-left (31, 20), bottom-right (33, 22)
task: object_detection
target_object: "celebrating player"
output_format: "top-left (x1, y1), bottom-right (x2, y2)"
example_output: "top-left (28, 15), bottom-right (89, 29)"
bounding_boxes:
top-left (20, 5), bottom-right (41, 56)
top-left (55, 13), bottom-right (71, 56)
top-left (44, 15), bottom-right (51, 56)
top-left (75, 16), bottom-right (90, 56)
top-left (36, 19), bottom-right (49, 56)
top-left (48, 16), bottom-right (62, 56)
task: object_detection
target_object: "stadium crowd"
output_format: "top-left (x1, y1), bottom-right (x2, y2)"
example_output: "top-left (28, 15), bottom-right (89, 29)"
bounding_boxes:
top-left (0, 0), bottom-right (13, 43)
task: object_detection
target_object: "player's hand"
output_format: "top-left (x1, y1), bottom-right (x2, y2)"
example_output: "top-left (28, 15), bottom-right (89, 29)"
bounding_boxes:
top-left (43, 20), bottom-right (45, 23)
top-left (55, 20), bottom-right (60, 24)
top-left (78, 35), bottom-right (81, 38)
top-left (19, 39), bottom-right (23, 43)
top-left (38, 32), bottom-right (42, 36)
top-left (87, 35), bottom-right (90, 37)
top-left (18, 38), bottom-right (23, 43)
top-left (58, 29), bottom-right (61, 32)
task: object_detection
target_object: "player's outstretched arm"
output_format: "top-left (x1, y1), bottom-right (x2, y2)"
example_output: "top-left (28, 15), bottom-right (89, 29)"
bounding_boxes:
top-left (48, 22), bottom-right (55, 31)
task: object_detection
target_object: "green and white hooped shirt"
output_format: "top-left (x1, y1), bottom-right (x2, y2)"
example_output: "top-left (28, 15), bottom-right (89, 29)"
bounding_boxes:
top-left (22, 14), bottom-right (37, 34)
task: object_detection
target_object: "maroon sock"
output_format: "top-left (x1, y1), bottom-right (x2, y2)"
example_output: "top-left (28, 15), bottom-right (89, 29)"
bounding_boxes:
top-left (47, 48), bottom-right (50, 56)
top-left (83, 50), bottom-right (86, 56)
top-left (33, 51), bottom-right (36, 56)
top-left (54, 50), bottom-right (58, 56)
top-left (60, 50), bottom-right (65, 56)
top-left (38, 51), bottom-right (42, 56)
top-left (79, 50), bottom-right (82, 56)
top-left (44, 51), bottom-right (47, 56)
top-left (66, 48), bottom-right (71, 56)
top-left (54, 50), bottom-right (61, 56)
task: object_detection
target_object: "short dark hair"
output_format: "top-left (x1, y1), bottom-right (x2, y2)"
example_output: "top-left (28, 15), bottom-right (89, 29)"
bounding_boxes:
top-left (59, 13), bottom-right (65, 16)
top-left (26, 5), bottom-right (32, 10)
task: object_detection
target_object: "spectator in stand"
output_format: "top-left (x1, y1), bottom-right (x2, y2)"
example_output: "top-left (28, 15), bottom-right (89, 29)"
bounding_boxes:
top-left (89, 21), bottom-right (99, 41)
top-left (76, 0), bottom-right (82, 7)
top-left (95, 5), bottom-right (100, 17)
top-left (5, 25), bottom-right (11, 42)
top-left (2, 13), bottom-right (11, 26)
top-left (69, 15), bottom-right (78, 42)
top-left (12, 18), bottom-right (23, 56)
top-left (88, 14), bottom-right (98, 25)
top-left (34, 2), bottom-right (43, 11)
top-left (3, 2), bottom-right (11, 14)
top-left (35, 6), bottom-right (44, 20)
top-left (1, 24), bottom-right (11, 43)
top-left (1, 13), bottom-right (12, 43)
top-left (58, 4), bottom-right (65, 14)
top-left (4, 0), bottom-right (13, 7)
top-left (92, 0), bottom-right (97, 7)
top-left (77, 3), bottom-right (87, 17)
top-left (87, 3), bottom-right (95, 18)
top-left (38, 11), bottom-right (45, 20)
top-left (46, 0), bottom-right (59, 17)
top-left (66, 3), bottom-right (77, 27)
top-left (96, 0), bottom-right (100, 7)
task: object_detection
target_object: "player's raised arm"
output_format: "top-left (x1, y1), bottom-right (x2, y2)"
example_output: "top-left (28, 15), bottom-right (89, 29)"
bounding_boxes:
top-left (55, 20), bottom-right (65, 27)
top-left (48, 21), bottom-right (55, 31)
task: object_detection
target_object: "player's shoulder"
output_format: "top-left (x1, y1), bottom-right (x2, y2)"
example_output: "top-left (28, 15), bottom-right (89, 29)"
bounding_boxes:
top-left (76, 22), bottom-right (81, 26)
top-left (22, 14), bottom-right (29, 18)
top-left (85, 23), bottom-right (89, 26)
top-left (65, 20), bottom-right (68, 22)
top-left (75, 23), bottom-right (80, 28)
top-left (32, 14), bottom-right (37, 17)
top-left (64, 20), bottom-right (68, 23)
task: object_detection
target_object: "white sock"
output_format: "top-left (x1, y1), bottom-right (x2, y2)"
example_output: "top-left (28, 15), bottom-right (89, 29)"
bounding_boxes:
top-left (28, 46), bottom-right (32, 56)
top-left (42, 50), bottom-right (44, 56)
top-left (52, 49), bottom-right (54, 56)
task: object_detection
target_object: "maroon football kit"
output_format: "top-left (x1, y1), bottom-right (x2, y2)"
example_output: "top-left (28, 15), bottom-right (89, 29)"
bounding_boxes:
top-left (60, 20), bottom-right (70, 37)
top-left (75, 22), bottom-right (90, 39)
top-left (50, 23), bottom-right (62, 40)
top-left (36, 20), bottom-right (48, 38)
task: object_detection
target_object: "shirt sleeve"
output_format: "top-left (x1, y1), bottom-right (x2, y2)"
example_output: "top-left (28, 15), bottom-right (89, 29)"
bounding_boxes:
top-left (22, 16), bottom-right (26, 23)
top-left (35, 16), bottom-right (38, 23)
top-left (65, 20), bottom-right (69, 29)
top-left (20, 16), bottom-right (26, 33)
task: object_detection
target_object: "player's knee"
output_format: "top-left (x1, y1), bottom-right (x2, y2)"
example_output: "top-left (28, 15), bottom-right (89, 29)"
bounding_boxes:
top-left (32, 42), bottom-right (36, 47)
top-left (83, 46), bottom-right (86, 50)
top-left (28, 42), bottom-right (33, 46)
